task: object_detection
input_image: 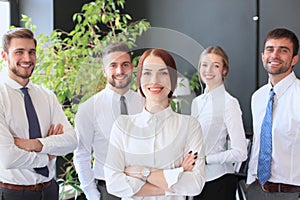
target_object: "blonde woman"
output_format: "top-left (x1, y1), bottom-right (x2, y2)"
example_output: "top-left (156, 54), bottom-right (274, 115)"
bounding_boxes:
top-left (191, 46), bottom-right (247, 200)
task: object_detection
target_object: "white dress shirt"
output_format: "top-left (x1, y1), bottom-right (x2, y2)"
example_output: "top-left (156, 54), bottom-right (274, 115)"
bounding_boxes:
top-left (247, 72), bottom-right (300, 185)
top-left (104, 106), bottom-right (205, 200)
top-left (74, 85), bottom-right (143, 200)
top-left (191, 84), bottom-right (247, 181)
top-left (0, 77), bottom-right (77, 185)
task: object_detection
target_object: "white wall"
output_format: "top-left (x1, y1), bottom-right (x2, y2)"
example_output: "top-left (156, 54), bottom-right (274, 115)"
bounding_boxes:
top-left (0, 1), bottom-right (10, 40)
top-left (19, 0), bottom-right (53, 36)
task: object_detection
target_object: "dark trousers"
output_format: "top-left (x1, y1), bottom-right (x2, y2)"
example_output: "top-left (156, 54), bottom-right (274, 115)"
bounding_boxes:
top-left (193, 173), bottom-right (237, 200)
top-left (97, 180), bottom-right (120, 200)
top-left (0, 179), bottom-right (59, 200)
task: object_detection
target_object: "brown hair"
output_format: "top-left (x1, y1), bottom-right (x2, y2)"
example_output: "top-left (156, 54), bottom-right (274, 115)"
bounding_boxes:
top-left (2, 28), bottom-right (37, 53)
top-left (137, 48), bottom-right (178, 98)
top-left (264, 28), bottom-right (299, 57)
top-left (101, 42), bottom-right (131, 60)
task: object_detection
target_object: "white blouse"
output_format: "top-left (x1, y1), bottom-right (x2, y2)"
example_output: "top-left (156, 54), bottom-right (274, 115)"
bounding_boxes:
top-left (191, 84), bottom-right (247, 181)
top-left (104, 106), bottom-right (205, 200)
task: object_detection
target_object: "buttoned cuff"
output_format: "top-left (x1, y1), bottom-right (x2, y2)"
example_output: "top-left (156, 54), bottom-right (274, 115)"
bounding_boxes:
top-left (38, 138), bottom-right (47, 153)
top-left (80, 181), bottom-right (101, 200)
top-left (163, 167), bottom-right (184, 188)
top-left (84, 188), bottom-right (101, 200)
top-left (206, 154), bottom-right (213, 164)
top-left (35, 153), bottom-right (49, 168)
top-left (127, 176), bottom-right (145, 195)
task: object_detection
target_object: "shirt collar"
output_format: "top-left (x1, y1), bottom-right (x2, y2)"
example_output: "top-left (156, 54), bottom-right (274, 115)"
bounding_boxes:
top-left (206, 84), bottom-right (225, 94)
top-left (104, 84), bottom-right (132, 100)
top-left (271, 71), bottom-right (296, 99)
top-left (5, 76), bottom-right (33, 91)
top-left (140, 106), bottom-right (173, 123)
top-left (204, 83), bottom-right (225, 98)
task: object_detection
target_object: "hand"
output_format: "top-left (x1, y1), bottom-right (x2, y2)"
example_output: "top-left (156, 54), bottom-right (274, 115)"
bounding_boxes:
top-left (181, 151), bottom-right (197, 171)
top-left (14, 138), bottom-right (43, 152)
top-left (125, 166), bottom-right (144, 179)
top-left (47, 123), bottom-right (64, 136)
top-left (48, 154), bottom-right (56, 160)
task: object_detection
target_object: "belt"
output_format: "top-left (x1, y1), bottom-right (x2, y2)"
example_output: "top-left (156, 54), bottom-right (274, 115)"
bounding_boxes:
top-left (256, 179), bottom-right (300, 193)
top-left (0, 180), bottom-right (52, 191)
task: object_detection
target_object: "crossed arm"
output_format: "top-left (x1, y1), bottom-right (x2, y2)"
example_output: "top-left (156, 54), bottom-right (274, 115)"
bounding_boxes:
top-left (14, 124), bottom-right (64, 160)
top-left (125, 151), bottom-right (198, 196)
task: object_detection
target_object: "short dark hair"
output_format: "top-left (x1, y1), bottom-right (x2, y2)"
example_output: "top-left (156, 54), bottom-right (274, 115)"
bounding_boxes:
top-left (2, 28), bottom-right (37, 53)
top-left (137, 48), bottom-right (178, 98)
top-left (102, 42), bottom-right (131, 60)
top-left (264, 28), bottom-right (299, 57)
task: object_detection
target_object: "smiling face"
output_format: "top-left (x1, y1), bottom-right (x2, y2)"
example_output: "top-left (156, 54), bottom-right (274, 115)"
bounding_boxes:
top-left (1, 38), bottom-right (36, 86)
top-left (140, 55), bottom-right (171, 110)
top-left (262, 37), bottom-right (299, 85)
top-left (103, 51), bottom-right (133, 94)
top-left (199, 53), bottom-right (226, 92)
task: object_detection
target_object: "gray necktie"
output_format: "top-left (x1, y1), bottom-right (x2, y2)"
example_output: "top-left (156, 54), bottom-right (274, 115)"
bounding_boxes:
top-left (120, 96), bottom-right (128, 115)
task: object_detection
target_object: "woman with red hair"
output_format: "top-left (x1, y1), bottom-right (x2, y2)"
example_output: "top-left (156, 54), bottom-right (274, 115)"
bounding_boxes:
top-left (104, 48), bottom-right (205, 199)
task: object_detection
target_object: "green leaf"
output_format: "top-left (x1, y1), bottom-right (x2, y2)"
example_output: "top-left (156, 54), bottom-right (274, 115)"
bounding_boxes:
top-left (22, 0), bottom-right (150, 197)
top-left (125, 14), bottom-right (132, 20)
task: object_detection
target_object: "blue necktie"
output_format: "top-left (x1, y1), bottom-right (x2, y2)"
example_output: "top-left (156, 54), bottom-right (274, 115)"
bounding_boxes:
top-left (257, 88), bottom-right (275, 186)
top-left (120, 96), bottom-right (128, 115)
top-left (21, 88), bottom-right (49, 177)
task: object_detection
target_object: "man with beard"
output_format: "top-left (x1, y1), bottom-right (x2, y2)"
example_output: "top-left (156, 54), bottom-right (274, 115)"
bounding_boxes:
top-left (74, 42), bottom-right (144, 200)
top-left (247, 28), bottom-right (300, 200)
top-left (0, 28), bottom-right (77, 199)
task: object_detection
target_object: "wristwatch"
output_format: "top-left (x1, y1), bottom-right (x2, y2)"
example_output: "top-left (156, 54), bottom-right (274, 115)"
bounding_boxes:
top-left (141, 168), bottom-right (150, 182)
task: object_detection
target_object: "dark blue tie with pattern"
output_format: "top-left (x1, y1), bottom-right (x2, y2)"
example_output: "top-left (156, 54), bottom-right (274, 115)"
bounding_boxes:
top-left (21, 87), bottom-right (49, 177)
